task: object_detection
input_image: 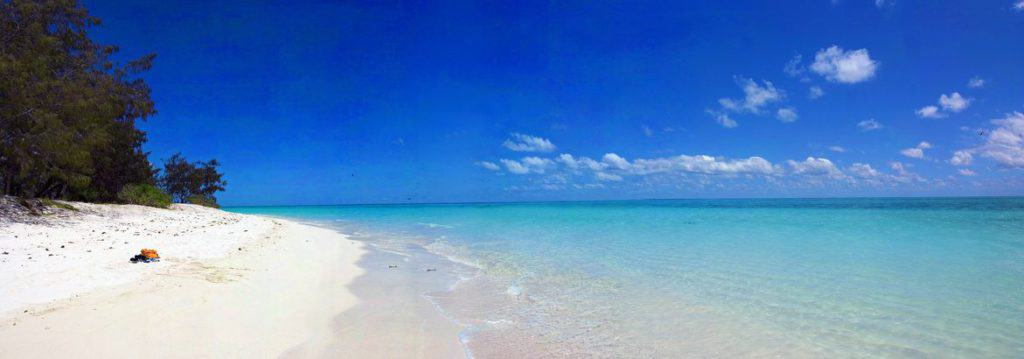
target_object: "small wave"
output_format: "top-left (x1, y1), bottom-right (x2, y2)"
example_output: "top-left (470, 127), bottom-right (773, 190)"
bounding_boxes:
top-left (457, 327), bottom-right (479, 359)
top-left (417, 222), bottom-right (454, 229)
top-left (366, 243), bottom-right (413, 257)
top-left (423, 240), bottom-right (485, 270)
top-left (484, 319), bottom-right (515, 328)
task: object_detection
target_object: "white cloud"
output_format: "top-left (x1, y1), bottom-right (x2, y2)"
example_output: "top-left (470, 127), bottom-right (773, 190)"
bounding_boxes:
top-left (888, 161), bottom-right (924, 183)
top-left (900, 141), bottom-right (931, 159)
top-left (776, 107), bottom-right (798, 122)
top-left (958, 169), bottom-right (977, 176)
top-left (642, 125), bottom-right (654, 137)
top-left (939, 92), bottom-right (971, 112)
top-left (858, 119), bottom-right (882, 131)
top-left (602, 153), bottom-right (632, 170)
top-left (630, 155), bottom-right (778, 176)
top-left (847, 162), bottom-right (925, 185)
top-left (595, 172), bottom-right (623, 182)
top-left (522, 157), bottom-right (555, 171)
top-left (709, 76), bottom-right (793, 127)
top-left (719, 115), bottom-right (738, 128)
top-left (556, 153), bottom-right (579, 169)
top-left (493, 152), bottom-right (784, 185)
top-left (848, 163), bottom-right (881, 178)
top-left (950, 150), bottom-right (973, 166)
top-left (787, 157), bottom-right (845, 179)
top-left (708, 110), bottom-right (738, 128)
top-left (481, 128), bottom-right (946, 188)
top-left (917, 92), bottom-right (971, 118)
top-left (1015, 0), bottom-right (1024, 11)
top-left (967, 76), bottom-right (986, 89)
top-left (809, 86), bottom-right (824, 99)
top-left (556, 154), bottom-right (579, 170)
top-left (900, 148), bottom-right (923, 158)
top-left (784, 54), bottom-right (805, 78)
top-left (500, 157), bottom-right (555, 174)
top-left (500, 159), bottom-right (530, 174)
top-left (810, 45), bottom-right (879, 84)
top-left (718, 78), bottom-right (784, 114)
top-left (875, 0), bottom-right (887, 7)
top-left (975, 112), bottom-right (1024, 168)
top-left (557, 154), bottom-right (607, 171)
top-left (482, 150), bottom-right (945, 189)
top-left (502, 133), bottom-right (556, 152)
top-left (476, 161), bottom-right (501, 171)
top-left (916, 105), bottom-right (944, 119)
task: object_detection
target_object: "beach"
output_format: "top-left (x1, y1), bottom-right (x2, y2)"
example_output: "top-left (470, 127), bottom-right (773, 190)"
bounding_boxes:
top-left (0, 200), bottom-right (462, 358)
top-left (3, 198), bottom-right (1024, 358)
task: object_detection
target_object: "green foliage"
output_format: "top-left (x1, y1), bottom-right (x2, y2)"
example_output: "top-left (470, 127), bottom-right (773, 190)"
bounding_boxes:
top-left (187, 195), bottom-right (221, 208)
top-left (40, 198), bottom-right (78, 211)
top-left (0, 0), bottom-right (157, 200)
top-left (159, 153), bottom-right (226, 204)
top-left (117, 183), bottom-right (171, 208)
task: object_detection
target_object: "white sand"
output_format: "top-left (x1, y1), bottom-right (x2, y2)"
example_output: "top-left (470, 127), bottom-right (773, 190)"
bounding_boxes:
top-left (0, 202), bottom-right (368, 357)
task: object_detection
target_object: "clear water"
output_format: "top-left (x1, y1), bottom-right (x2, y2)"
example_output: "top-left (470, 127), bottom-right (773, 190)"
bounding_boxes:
top-left (228, 198), bottom-right (1024, 358)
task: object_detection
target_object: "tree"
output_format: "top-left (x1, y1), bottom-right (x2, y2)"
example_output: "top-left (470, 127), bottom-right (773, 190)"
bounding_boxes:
top-left (0, 0), bottom-right (157, 200)
top-left (159, 153), bottom-right (226, 204)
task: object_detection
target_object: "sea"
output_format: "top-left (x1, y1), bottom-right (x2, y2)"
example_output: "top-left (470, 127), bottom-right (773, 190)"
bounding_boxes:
top-left (228, 197), bottom-right (1024, 358)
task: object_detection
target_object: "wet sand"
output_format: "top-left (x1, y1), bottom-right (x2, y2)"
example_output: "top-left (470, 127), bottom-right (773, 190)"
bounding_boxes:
top-left (309, 243), bottom-right (468, 358)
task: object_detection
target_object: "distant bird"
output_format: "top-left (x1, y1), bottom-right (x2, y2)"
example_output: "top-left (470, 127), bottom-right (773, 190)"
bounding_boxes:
top-left (978, 130), bottom-right (985, 136)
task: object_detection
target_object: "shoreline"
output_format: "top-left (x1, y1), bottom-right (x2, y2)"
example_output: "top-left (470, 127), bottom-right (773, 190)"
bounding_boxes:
top-left (207, 214), bottom-right (477, 357)
top-left (313, 236), bottom-right (469, 358)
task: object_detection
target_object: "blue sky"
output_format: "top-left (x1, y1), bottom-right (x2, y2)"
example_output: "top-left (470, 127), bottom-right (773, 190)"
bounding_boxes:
top-left (85, 0), bottom-right (1024, 205)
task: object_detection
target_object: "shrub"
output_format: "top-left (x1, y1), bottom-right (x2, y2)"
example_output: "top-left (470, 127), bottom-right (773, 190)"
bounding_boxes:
top-left (118, 183), bottom-right (172, 208)
top-left (187, 195), bottom-right (220, 209)
top-left (40, 198), bottom-right (78, 211)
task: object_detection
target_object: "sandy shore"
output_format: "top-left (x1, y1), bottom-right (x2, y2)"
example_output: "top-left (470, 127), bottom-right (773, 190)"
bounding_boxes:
top-left (0, 201), bottom-right (464, 358)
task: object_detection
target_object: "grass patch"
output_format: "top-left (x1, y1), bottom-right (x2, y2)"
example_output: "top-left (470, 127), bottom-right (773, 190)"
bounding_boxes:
top-left (40, 198), bottom-right (78, 211)
top-left (118, 183), bottom-right (172, 208)
top-left (187, 195), bottom-right (221, 209)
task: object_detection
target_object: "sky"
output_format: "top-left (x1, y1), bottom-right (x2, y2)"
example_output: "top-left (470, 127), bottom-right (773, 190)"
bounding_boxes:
top-left (84, 0), bottom-right (1024, 205)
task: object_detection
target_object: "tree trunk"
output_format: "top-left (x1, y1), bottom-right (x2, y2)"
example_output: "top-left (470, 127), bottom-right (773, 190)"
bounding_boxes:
top-left (34, 178), bottom-right (60, 199)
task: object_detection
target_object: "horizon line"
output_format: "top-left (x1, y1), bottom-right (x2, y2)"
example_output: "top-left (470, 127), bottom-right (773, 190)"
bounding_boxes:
top-left (222, 194), bottom-right (1024, 208)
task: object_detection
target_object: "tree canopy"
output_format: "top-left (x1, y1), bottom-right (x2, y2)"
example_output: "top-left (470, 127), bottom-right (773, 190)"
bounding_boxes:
top-left (1, 0), bottom-right (158, 201)
top-left (159, 153), bottom-right (226, 204)
top-left (1, 0), bottom-right (227, 206)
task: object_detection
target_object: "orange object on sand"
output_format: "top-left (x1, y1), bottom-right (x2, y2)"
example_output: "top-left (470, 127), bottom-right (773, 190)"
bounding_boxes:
top-left (141, 248), bottom-right (159, 259)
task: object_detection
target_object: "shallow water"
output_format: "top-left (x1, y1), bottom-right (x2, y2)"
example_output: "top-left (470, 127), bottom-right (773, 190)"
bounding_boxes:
top-left (229, 198), bottom-right (1024, 358)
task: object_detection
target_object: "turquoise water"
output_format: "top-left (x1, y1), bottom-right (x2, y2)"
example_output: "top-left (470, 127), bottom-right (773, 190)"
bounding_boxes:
top-left (229, 198), bottom-right (1024, 357)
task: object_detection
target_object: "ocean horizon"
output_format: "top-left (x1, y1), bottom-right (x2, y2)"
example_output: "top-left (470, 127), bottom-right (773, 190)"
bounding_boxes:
top-left (228, 196), bottom-right (1024, 357)
top-left (226, 195), bottom-right (1024, 208)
